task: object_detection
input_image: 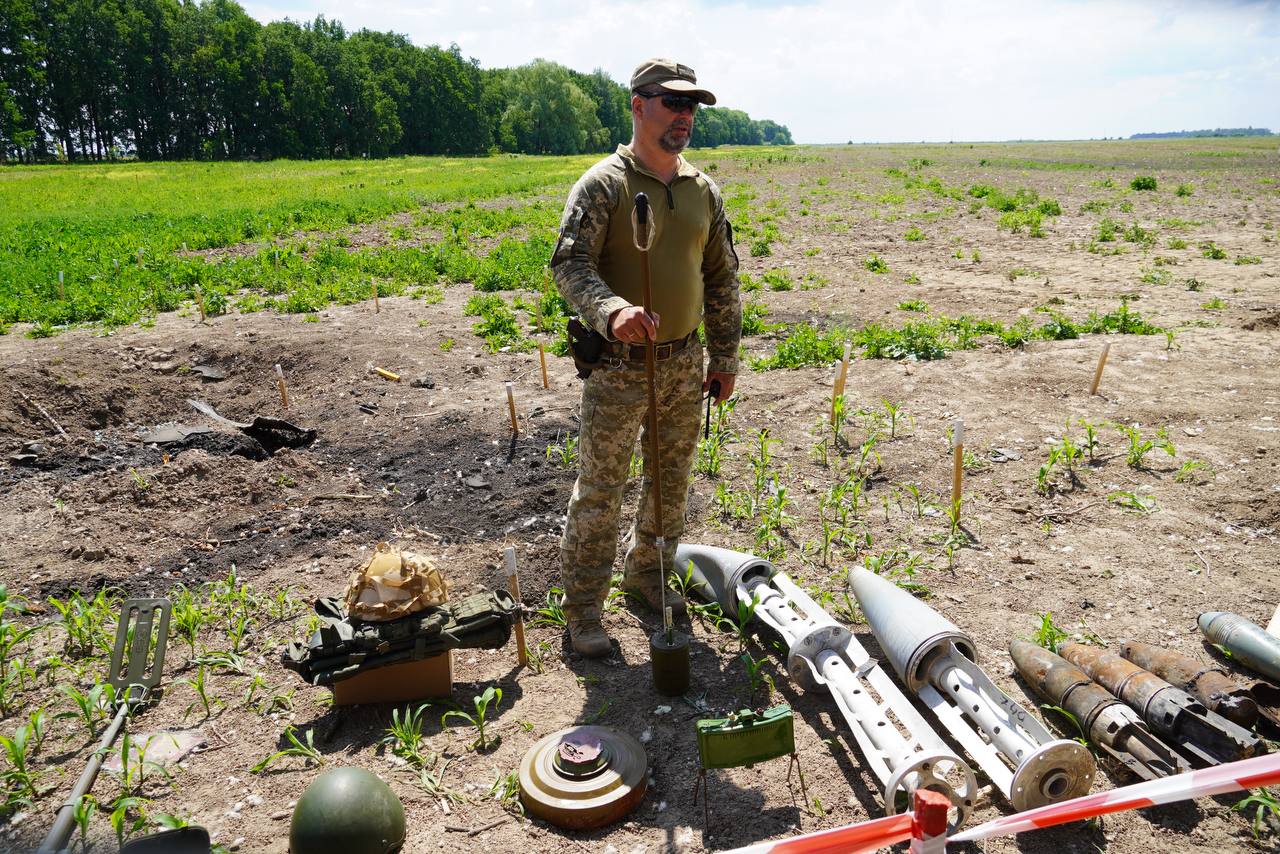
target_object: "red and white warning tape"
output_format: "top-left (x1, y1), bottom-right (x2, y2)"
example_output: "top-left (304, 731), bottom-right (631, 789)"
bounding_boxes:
top-left (951, 751), bottom-right (1280, 842)
top-left (723, 753), bottom-right (1280, 853)
top-left (723, 790), bottom-right (949, 854)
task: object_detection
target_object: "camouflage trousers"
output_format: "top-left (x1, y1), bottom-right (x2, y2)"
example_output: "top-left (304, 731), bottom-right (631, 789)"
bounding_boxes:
top-left (560, 343), bottom-right (704, 622)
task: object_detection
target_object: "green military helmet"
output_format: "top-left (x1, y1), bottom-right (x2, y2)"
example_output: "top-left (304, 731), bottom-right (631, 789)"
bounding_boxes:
top-left (290, 767), bottom-right (406, 854)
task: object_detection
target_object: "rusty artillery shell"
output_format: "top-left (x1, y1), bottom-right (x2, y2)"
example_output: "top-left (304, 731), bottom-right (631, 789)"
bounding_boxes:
top-left (1121, 640), bottom-right (1258, 729)
top-left (1060, 643), bottom-right (1262, 767)
top-left (1200, 612), bottom-right (1280, 684)
top-left (1010, 639), bottom-right (1187, 781)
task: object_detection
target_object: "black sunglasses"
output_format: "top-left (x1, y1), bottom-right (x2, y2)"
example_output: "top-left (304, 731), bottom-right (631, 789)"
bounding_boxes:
top-left (635, 91), bottom-right (700, 114)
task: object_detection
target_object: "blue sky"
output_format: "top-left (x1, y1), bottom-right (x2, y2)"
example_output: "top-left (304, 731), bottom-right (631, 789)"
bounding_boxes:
top-left (241, 0), bottom-right (1280, 144)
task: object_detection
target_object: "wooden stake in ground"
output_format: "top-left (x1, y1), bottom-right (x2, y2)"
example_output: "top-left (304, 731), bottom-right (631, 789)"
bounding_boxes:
top-left (951, 419), bottom-right (964, 520)
top-left (195, 285), bottom-right (205, 323)
top-left (538, 341), bottom-right (549, 389)
top-left (1090, 341), bottom-right (1112, 396)
top-left (503, 547), bottom-right (528, 666)
top-left (831, 340), bottom-right (851, 425)
top-left (57, 271), bottom-right (65, 301)
top-left (372, 277), bottom-right (380, 314)
top-left (275, 363), bottom-right (289, 409)
top-left (505, 382), bottom-right (519, 436)
top-left (17, 387), bottom-right (68, 438)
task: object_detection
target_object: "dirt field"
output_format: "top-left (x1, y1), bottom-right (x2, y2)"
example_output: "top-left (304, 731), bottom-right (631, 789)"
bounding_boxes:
top-left (2, 138), bottom-right (1278, 853)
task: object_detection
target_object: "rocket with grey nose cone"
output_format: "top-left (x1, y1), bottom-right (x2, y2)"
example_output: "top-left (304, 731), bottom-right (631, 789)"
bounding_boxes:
top-left (676, 543), bottom-right (977, 831)
top-left (849, 567), bottom-right (1095, 811)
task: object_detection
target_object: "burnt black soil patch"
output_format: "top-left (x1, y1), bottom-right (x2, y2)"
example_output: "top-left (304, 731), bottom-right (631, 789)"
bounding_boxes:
top-left (2, 431), bottom-right (270, 488)
top-left (322, 410), bottom-right (581, 542)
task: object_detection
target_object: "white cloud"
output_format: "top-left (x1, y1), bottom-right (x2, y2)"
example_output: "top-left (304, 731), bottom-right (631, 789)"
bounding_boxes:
top-left (241, 0), bottom-right (1280, 142)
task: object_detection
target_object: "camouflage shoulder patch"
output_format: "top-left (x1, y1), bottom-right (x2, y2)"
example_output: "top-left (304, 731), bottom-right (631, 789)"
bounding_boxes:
top-left (550, 156), bottom-right (631, 336)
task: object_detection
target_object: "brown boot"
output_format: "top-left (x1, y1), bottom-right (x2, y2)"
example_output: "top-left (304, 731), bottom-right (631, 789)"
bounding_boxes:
top-left (621, 583), bottom-right (687, 619)
top-left (568, 618), bottom-right (612, 658)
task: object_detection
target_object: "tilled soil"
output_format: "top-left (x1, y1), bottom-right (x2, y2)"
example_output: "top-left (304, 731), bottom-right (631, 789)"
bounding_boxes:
top-left (1, 139), bottom-right (1278, 853)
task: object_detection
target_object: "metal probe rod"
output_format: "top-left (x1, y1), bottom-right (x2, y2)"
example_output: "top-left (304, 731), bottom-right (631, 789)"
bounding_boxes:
top-left (633, 192), bottom-right (667, 632)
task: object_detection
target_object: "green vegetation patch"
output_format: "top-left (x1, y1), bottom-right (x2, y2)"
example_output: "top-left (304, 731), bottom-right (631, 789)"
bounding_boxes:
top-left (751, 300), bottom-right (1162, 370)
top-left (0, 156), bottom-right (591, 330)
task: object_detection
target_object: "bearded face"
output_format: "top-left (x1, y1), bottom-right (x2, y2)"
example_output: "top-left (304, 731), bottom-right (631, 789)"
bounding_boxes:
top-left (658, 119), bottom-right (692, 153)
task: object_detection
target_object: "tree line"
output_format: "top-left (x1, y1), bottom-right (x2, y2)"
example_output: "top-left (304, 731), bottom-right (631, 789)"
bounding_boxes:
top-left (1128, 128), bottom-right (1273, 140)
top-left (0, 0), bottom-right (792, 163)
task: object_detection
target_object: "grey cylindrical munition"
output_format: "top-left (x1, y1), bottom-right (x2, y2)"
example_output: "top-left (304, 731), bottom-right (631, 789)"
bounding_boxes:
top-left (1060, 642), bottom-right (1262, 766)
top-left (848, 566), bottom-right (973, 691)
top-left (1121, 640), bottom-right (1258, 729)
top-left (1199, 612), bottom-right (1280, 684)
top-left (676, 543), bottom-right (776, 613)
top-left (1010, 639), bottom-right (1189, 781)
top-left (851, 567), bottom-right (1095, 810)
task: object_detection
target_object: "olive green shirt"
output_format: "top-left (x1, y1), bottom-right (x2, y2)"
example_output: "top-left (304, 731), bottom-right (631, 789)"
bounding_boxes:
top-left (550, 144), bottom-right (742, 374)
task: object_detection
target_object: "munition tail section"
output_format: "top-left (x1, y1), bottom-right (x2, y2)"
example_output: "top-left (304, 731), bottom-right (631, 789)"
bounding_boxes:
top-left (1059, 642), bottom-right (1262, 767)
top-left (1010, 639), bottom-right (1190, 781)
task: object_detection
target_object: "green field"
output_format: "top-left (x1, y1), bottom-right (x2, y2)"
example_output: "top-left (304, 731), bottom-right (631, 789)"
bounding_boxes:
top-left (2, 137), bottom-right (1274, 346)
top-left (0, 155), bottom-right (600, 332)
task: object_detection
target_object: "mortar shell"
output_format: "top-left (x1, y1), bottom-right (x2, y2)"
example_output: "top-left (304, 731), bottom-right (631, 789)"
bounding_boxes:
top-left (1121, 640), bottom-right (1258, 729)
top-left (1061, 643), bottom-right (1167, 720)
top-left (1200, 612), bottom-right (1280, 683)
top-left (1010, 640), bottom-right (1116, 734)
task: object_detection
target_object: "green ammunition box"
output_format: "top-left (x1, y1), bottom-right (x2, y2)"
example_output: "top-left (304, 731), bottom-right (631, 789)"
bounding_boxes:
top-left (695, 704), bottom-right (795, 769)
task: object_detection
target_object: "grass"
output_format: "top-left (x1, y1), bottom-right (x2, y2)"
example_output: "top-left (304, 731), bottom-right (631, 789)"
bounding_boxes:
top-left (251, 726), bottom-right (323, 773)
top-left (751, 301), bottom-right (1162, 370)
top-left (0, 156), bottom-right (594, 331)
top-left (1032, 612), bottom-right (1069, 653)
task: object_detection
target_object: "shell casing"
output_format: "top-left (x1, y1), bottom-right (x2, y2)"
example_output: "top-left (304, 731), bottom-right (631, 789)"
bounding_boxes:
top-left (1121, 640), bottom-right (1258, 729)
top-left (1010, 640), bottom-right (1187, 780)
top-left (1060, 643), bottom-right (1263, 766)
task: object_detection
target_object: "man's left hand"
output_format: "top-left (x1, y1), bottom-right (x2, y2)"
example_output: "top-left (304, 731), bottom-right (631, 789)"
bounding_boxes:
top-left (704, 372), bottom-right (736, 404)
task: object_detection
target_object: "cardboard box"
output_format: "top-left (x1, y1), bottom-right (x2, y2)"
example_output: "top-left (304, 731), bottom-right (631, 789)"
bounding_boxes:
top-left (331, 651), bottom-right (453, 706)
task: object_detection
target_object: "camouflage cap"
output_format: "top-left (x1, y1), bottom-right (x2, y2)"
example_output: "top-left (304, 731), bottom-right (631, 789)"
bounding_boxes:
top-left (630, 58), bottom-right (717, 105)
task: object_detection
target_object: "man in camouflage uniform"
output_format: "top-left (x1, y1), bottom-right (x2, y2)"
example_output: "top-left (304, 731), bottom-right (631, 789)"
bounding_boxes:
top-left (550, 58), bottom-right (741, 657)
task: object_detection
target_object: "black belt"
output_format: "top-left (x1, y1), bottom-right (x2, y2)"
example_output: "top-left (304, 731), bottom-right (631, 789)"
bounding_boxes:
top-left (606, 331), bottom-right (697, 362)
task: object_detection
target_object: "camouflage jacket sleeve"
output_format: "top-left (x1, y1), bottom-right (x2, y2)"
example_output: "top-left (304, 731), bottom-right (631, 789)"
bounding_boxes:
top-left (701, 180), bottom-right (742, 374)
top-left (549, 168), bottom-right (631, 340)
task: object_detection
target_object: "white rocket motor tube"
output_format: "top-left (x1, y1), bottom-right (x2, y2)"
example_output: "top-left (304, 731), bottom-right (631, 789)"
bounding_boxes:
top-left (850, 567), bottom-right (1096, 811)
top-left (738, 572), bottom-right (976, 830)
top-left (675, 543), bottom-right (778, 613)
